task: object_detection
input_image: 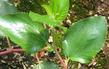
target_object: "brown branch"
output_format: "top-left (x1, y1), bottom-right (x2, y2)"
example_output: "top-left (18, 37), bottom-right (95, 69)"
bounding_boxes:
top-left (55, 49), bottom-right (67, 69)
top-left (50, 29), bottom-right (68, 69)
top-left (35, 54), bottom-right (40, 64)
top-left (0, 48), bottom-right (24, 55)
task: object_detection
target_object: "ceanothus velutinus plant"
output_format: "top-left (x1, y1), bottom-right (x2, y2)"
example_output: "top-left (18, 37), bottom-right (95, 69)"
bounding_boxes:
top-left (0, 0), bottom-right (107, 69)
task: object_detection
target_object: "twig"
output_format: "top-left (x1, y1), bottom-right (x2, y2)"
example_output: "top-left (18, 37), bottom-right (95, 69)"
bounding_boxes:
top-left (6, 37), bottom-right (12, 48)
top-left (35, 54), bottom-right (40, 64)
top-left (51, 29), bottom-right (68, 69)
top-left (54, 48), bottom-right (67, 69)
top-left (0, 48), bottom-right (24, 55)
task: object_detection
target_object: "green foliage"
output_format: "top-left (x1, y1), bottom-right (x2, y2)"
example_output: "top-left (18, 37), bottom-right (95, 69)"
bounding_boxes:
top-left (42, 0), bottom-right (69, 21)
top-left (29, 12), bottom-right (59, 26)
top-left (0, 0), bottom-right (16, 16)
top-left (29, 0), bottom-right (69, 26)
top-left (0, 0), bottom-right (107, 68)
top-left (33, 61), bottom-right (59, 69)
top-left (0, 0), bottom-right (16, 37)
top-left (51, 29), bottom-right (63, 48)
top-left (62, 16), bottom-right (107, 63)
top-left (0, 13), bottom-right (48, 53)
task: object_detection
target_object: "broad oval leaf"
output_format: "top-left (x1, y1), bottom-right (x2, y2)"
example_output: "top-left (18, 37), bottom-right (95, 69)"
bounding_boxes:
top-left (62, 16), bottom-right (107, 63)
top-left (33, 61), bottom-right (59, 69)
top-left (29, 12), bottom-right (60, 26)
top-left (42, 0), bottom-right (69, 21)
top-left (0, 0), bottom-right (16, 37)
top-left (29, 0), bottom-right (69, 26)
top-left (0, 13), bottom-right (49, 54)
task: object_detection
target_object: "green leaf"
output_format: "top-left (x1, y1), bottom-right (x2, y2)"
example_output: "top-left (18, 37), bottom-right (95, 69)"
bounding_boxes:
top-left (47, 0), bottom-right (69, 21)
top-left (0, 13), bottom-right (49, 54)
top-left (51, 29), bottom-right (63, 48)
top-left (29, 12), bottom-right (60, 26)
top-left (29, 0), bottom-right (69, 26)
top-left (33, 61), bottom-right (59, 69)
top-left (0, 0), bottom-right (16, 37)
top-left (0, 31), bottom-right (5, 37)
top-left (0, 0), bottom-right (16, 16)
top-left (62, 16), bottom-right (107, 63)
top-left (42, 5), bottom-right (52, 16)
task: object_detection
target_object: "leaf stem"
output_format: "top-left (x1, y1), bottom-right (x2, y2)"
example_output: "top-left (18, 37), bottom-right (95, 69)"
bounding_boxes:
top-left (54, 48), bottom-right (67, 69)
top-left (50, 29), bottom-right (68, 69)
top-left (35, 54), bottom-right (40, 64)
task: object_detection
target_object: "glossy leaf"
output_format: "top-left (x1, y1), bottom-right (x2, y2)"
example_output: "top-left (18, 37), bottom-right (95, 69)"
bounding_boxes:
top-left (33, 61), bottom-right (59, 69)
top-left (0, 0), bottom-right (16, 37)
top-left (0, 31), bottom-right (5, 37)
top-left (29, 0), bottom-right (69, 26)
top-left (0, 13), bottom-right (48, 53)
top-left (62, 16), bottom-right (107, 63)
top-left (29, 12), bottom-right (60, 26)
top-left (45, 0), bottom-right (69, 21)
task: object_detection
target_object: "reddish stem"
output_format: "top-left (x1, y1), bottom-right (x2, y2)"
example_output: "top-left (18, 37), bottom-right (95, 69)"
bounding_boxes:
top-left (0, 48), bottom-right (24, 55)
top-left (55, 49), bottom-right (67, 69)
